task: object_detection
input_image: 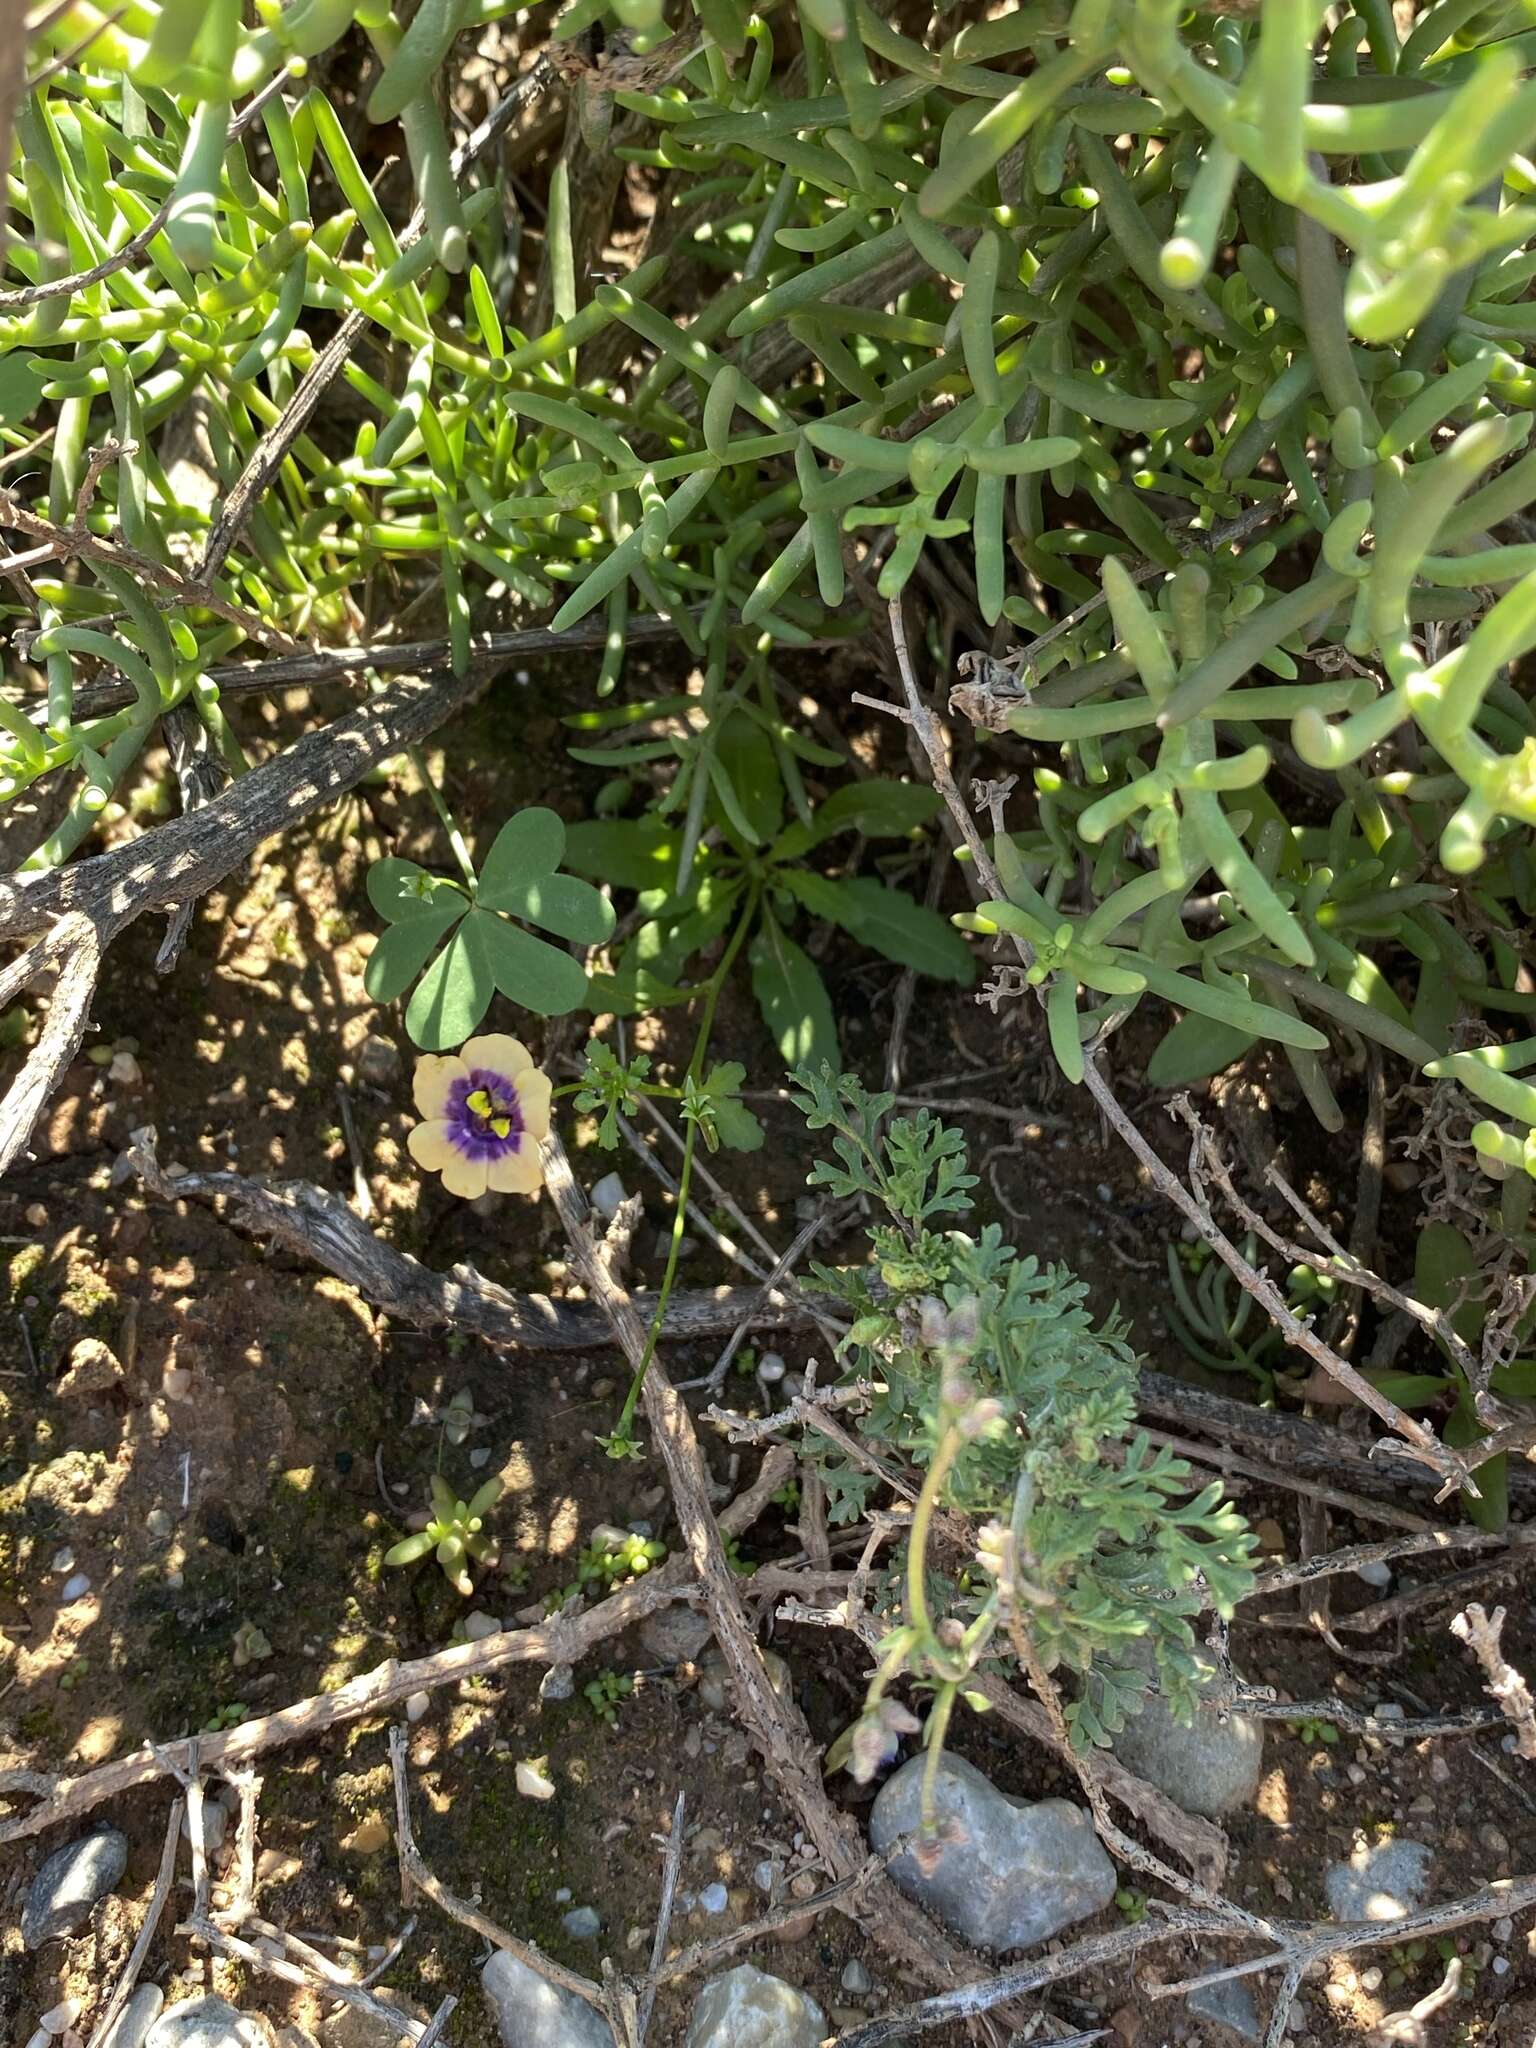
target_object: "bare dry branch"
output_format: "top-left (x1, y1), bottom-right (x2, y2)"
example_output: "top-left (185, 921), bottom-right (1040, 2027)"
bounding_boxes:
top-left (1451, 1601), bottom-right (1536, 1758)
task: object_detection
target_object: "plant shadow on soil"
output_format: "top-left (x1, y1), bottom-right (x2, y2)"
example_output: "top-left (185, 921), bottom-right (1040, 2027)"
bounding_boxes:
top-left (0, 658), bottom-right (1533, 2045)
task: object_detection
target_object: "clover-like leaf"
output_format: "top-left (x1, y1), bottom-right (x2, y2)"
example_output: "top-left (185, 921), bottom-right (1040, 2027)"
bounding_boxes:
top-left (366, 809), bottom-right (614, 1050)
top-left (477, 807), bottom-right (617, 945)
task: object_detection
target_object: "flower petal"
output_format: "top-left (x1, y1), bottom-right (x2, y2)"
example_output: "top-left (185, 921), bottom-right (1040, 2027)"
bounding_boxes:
top-left (461, 1033), bottom-right (533, 1081)
top-left (514, 1067), bottom-right (553, 1143)
top-left (439, 1150), bottom-right (490, 1200)
top-left (486, 1144), bottom-right (545, 1195)
top-left (408, 1120), bottom-right (463, 1174)
top-left (412, 1054), bottom-right (466, 1119)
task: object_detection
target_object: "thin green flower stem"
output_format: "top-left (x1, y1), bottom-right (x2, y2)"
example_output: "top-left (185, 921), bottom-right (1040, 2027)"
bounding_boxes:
top-left (905, 1419), bottom-right (961, 1644)
top-left (406, 741), bottom-right (477, 889)
top-left (609, 878), bottom-right (763, 1448)
top-left (916, 1678), bottom-right (959, 1839)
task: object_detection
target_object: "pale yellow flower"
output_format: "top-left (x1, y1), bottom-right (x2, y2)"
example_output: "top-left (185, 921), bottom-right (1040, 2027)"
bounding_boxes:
top-left (407, 1033), bottom-right (552, 1200)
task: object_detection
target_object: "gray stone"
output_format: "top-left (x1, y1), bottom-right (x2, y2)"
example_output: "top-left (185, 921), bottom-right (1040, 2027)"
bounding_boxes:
top-left (23, 1828), bottom-right (129, 1947)
top-left (685, 1965), bottom-right (826, 2048)
top-left (357, 1036), bottom-right (401, 1086)
top-left (100, 1986), bottom-right (164, 2048)
top-left (869, 1753), bottom-right (1115, 1954)
top-left (1325, 1838), bottom-right (1433, 1922)
top-left (639, 1606), bottom-right (712, 1666)
top-left (1187, 1976), bottom-right (1263, 2044)
top-left (698, 1882), bottom-right (728, 1914)
top-left (1107, 1647), bottom-right (1264, 1819)
top-left (145, 1998), bottom-right (272, 2048)
top-left (840, 1959), bottom-right (873, 1997)
top-left (482, 1949), bottom-right (615, 2048)
top-left (562, 1904), bottom-right (602, 1938)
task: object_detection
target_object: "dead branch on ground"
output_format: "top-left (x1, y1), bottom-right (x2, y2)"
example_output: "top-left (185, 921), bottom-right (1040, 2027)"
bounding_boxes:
top-left (1451, 1600), bottom-right (1536, 1757)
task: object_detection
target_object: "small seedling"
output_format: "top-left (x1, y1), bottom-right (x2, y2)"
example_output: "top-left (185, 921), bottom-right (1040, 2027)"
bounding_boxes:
top-left (385, 1474), bottom-right (502, 1598)
top-left (1288, 1715), bottom-right (1340, 1746)
top-left (583, 1669), bottom-right (634, 1725)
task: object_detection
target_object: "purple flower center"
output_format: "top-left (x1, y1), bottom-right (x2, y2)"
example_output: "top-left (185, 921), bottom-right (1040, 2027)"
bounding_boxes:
top-left (445, 1068), bottom-right (525, 1162)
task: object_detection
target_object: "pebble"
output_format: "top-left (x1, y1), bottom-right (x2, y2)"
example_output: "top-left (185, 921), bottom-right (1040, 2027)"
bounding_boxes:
top-left (562, 1905), bottom-right (602, 1939)
top-left (60, 1571), bottom-right (92, 1602)
top-left (870, 1753), bottom-right (1116, 1953)
top-left (840, 1960), bottom-right (872, 1997)
top-left (146, 1510), bottom-right (173, 1541)
top-left (99, 1986), bottom-right (164, 2048)
top-left (43, 1999), bottom-right (82, 2035)
top-left (1325, 1839), bottom-right (1433, 1922)
top-left (57, 1336), bottom-right (125, 1400)
top-left (144, 1997), bottom-right (272, 2047)
top-left (1186, 1977), bottom-right (1261, 2044)
top-left (590, 1173), bottom-right (628, 1223)
top-left (753, 1860), bottom-right (776, 1894)
top-left (516, 1759), bottom-right (555, 1801)
top-left (109, 1051), bottom-right (143, 1088)
top-left (684, 1965), bottom-right (825, 2048)
top-left (1359, 1969), bottom-right (1382, 1992)
top-left (23, 1828), bottom-right (129, 1947)
top-left (463, 1611), bottom-right (501, 1642)
top-left (757, 1352), bottom-right (787, 1384)
top-left (1107, 1643), bottom-right (1263, 1819)
top-left (26, 1201), bottom-right (47, 1228)
top-left (1494, 1916), bottom-right (1514, 1943)
top-left (555, 1886), bottom-right (572, 1903)
top-left (540, 1664), bottom-right (575, 1703)
top-left (699, 1882), bottom-right (729, 1915)
top-left (357, 1036), bottom-right (401, 1086)
top-left (405, 1691), bottom-right (431, 1723)
top-left (52, 1547), bottom-right (75, 1573)
top-left (341, 1815), bottom-right (390, 1856)
top-left (1429, 1754), bottom-right (1450, 1784)
top-left (639, 1607), bottom-right (713, 1666)
top-left (1354, 1560), bottom-right (1392, 1588)
top-left (483, 1950), bottom-right (614, 2048)
top-left (698, 1647), bottom-right (790, 1713)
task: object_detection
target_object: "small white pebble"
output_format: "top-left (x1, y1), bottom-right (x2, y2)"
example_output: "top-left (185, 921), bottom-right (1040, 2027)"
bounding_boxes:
top-left (405, 1691), bottom-right (431, 1723)
top-left (60, 1573), bottom-right (91, 1602)
top-left (108, 1051), bottom-right (142, 1088)
top-left (590, 1172), bottom-right (628, 1222)
top-left (1494, 1956), bottom-right (1511, 1976)
top-left (757, 1351), bottom-right (786, 1384)
top-left (1355, 1560), bottom-right (1392, 1588)
top-left (51, 1547), bottom-right (74, 1574)
top-left (555, 1886), bottom-right (572, 1903)
top-left (1494, 1917), bottom-right (1514, 1943)
top-left (516, 1759), bottom-right (556, 1801)
top-left (463, 1611), bottom-right (500, 1642)
top-left (42, 1998), bottom-right (80, 2035)
top-left (1360, 1968), bottom-right (1382, 1993)
top-left (699, 1882), bottom-right (728, 1914)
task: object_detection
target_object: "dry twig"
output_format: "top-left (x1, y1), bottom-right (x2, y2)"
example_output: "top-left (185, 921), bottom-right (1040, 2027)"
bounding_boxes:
top-left (1451, 1601), bottom-right (1536, 1758)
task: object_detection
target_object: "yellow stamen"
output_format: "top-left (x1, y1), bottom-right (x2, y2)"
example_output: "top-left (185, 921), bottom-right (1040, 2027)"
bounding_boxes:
top-left (490, 1116), bottom-right (512, 1139)
top-left (466, 1088), bottom-right (493, 1115)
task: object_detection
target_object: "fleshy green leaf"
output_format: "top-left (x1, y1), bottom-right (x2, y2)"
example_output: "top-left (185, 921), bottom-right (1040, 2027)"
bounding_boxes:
top-left (750, 914), bottom-right (839, 1073)
top-left (564, 817), bottom-right (685, 890)
top-left (1146, 1015), bottom-right (1257, 1090)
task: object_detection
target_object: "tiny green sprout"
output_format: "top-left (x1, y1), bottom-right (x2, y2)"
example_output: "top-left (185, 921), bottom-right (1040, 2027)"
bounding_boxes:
top-left (1288, 1715), bottom-right (1340, 1746)
top-left (1115, 1887), bottom-right (1149, 1924)
top-left (384, 1473), bottom-right (503, 1598)
top-left (583, 1668), bottom-right (635, 1725)
top-left (58, 1654), bottom-right (90, 1693)
top-left (204, 1701), bottom-right (249, 1733)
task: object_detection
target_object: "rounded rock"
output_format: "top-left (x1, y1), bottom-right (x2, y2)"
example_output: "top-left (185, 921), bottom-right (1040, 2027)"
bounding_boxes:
top-left (684, 1965), bottom-right (825, 2048)
top-left (869, 1752), bottom-right (1115, 1954)
top-left (23, 1828), bottom-right (129, 1948)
